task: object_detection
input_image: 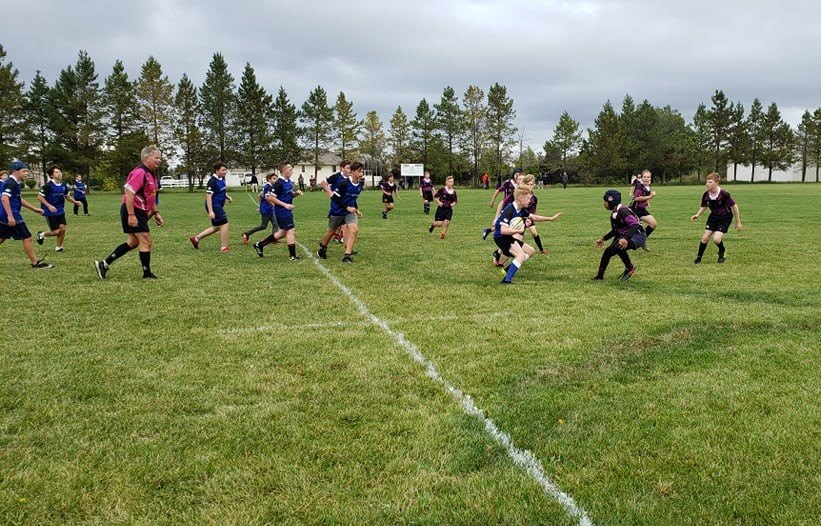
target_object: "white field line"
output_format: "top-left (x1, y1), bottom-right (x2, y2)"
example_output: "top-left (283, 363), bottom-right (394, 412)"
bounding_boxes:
top-left (294, 242), bottom-right (594, 526)
top-left (220, 312), bottom-right (506, 335)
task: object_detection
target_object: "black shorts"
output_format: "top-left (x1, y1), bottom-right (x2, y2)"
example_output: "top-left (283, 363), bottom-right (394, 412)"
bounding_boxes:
top-left (434, 206), bottom-right (453, 222)
top-left (211, 206), bottom-right (228, 227)
top-left (0, 222), bottom-right (32, 240)
top-left (422, 191), bottom-right (433, 202)
top-left (706, 213), bottom-right (732, 233)
top-left (494, 235), bottom-right (522, 258)
top-left (121, 204), bottom-right (150, 233)
top-left (632, 208), bottom-right (651, 218)
top-left (382, 194), bottom-right (394, 203)
top-left (46, 214), bottom-right (66, 230)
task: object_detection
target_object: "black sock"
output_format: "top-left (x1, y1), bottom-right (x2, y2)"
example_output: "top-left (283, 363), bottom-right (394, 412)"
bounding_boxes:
top-left (697, 242), bottom-right (708, 258)
top-left (288, 244), bottom-right (296, 258)
top-left (717, 242), bottom-right (725, 257)
top-left (645, 226), bottom-right (654, 237)
top-left (533, 235), bottom-right (544, 251)
top-left (139, 251), bottom-right (152, 275)
top-left (429, 224), bottom-right (434, 233)
top-left (259, 234), bottom-right (275, 248)
top-left (105, 243), bottom-right (134, 265)
top-left (319, 243), bottom-right (327, 250)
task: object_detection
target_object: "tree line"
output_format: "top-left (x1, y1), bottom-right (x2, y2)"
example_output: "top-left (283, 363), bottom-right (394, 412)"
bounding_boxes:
top-left (2, 44), bottom-right (820, 189)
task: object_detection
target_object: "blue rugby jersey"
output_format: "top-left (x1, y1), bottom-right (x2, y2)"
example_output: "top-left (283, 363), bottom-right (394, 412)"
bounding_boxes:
top-left (272, 177), bottom-right (296, 218)
top-left (39, 180), bottom-right (69, 216)
top-left (73, 181), bottom-right (86, 200)
top-left (0, 176), bottom-right (25, 223)
top-left (205, 175), bottom-right (228, 209)
top-left (329, 177), bottom-right (363, 216)
top-left (259, 181), bottom-right (274, 215)
top-left (493, 202), bottom-right (530, 239)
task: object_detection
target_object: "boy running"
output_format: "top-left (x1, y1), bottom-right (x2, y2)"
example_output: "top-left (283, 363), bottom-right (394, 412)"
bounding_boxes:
top-left (493, 188), bottom-right (557, 284)
top-left (593, 189), bottom-right (646, 281)
top-left (241, 172), bottom-right (278, 245)
top-left (254, 161), bottom-right (302, 260)
top-left (0, 161), bottom-right (52, 269)
top-left (36, 165), bottom-right (83, 252)
top-left (691, 172), bottom-right (742, 264)
top-left (429, 176), bottom-right (457, 239)
top-left (317, 162), bottom-right (364, 263)
top-left (381, 169), bottom-right (400, 219)
top-left (629, 169), bottom-right (657, 250)
top-left (419, 170), bottom-right (435, 214)
top-left (190, 162), bottom-right (233, 252)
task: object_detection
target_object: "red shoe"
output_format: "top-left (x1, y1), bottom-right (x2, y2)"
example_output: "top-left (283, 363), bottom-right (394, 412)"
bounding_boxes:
top-left (440, 233), bottom-right (446, 240)
top-left (220, 246), bottom-right (230, 253)
top-left (540, 249), bottom-right (549, 255)
top-left (189, 236), bottom-right (199, 249)
top-left (242, 233), bottom-right (249, 245)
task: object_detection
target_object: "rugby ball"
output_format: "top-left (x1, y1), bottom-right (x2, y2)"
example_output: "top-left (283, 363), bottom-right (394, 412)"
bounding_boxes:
top-left (509, 216), bottom-right (525, 231)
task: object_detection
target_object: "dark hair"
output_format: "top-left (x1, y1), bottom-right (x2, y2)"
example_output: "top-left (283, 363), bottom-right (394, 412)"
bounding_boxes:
top-left (213, 162), bottom-right (227, 172)
top-left (266, 172), bottom-right (277, 181)
top-left (350, 161), bottom-right (364, 172)
top-left (340, 160), bottom-right (351, 168)
top-left (47, 165), bottom-right (61, 176)
top-left (278, 160), bottom-right (292, 172)
top-left (391, 167), bottom-right (401, 177)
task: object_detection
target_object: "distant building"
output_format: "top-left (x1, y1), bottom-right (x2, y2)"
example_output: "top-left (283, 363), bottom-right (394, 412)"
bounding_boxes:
top-left (726, 163), bottom-right (819, 183)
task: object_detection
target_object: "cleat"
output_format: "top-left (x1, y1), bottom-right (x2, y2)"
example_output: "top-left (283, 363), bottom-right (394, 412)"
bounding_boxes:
top-left (36, 231), bottom-right (45, 245)
top-left (342, 255), bottom-right (353, 264)
top-left (440, 232), bottom-right (446, 240)
top-left (428, 224), bottom-right (434, 233)
top-left (220, 246), bottom-right (230, 253)
top-left (289, 255), bottom-right (300, 261)
top-left (241, 233), bottom-right (249, 244)
top-left (382, 211), bottom-right (387, 219)
top-left (717, 256), bottom-right (726, 263)
top-left (619, 266), bottom-right (636, 281)
top-left (641, 244), bottom-right (650, 252)
top-left (32, 258), bottom-right (54, 269)
top-left (540, 249), bottom-right (548, 255)
top-left (694, 257), bottom-right (702, 264)
top-left (481, 228), bottom-right (491, 240)
top-left (143, 273), bottom-right (159, 279)
top-left (55, 246), bottom-right (64, 252)
top-left (93, 260), bottom-right (107, 279)
top-left (189, 236), bottom-right (199, 249)
top-left (253, 242), bottom-right (264, 258)
top-left (500, 279), bottom-right (512, 285)
top-left (317, 248), bottom-right (327, 259)
top-left (592, 275), bottom-right (604, 280)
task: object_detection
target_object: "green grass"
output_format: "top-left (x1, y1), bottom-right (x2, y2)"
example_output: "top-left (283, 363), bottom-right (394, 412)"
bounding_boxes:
top-left (1, 183), bottom-right (819, 525)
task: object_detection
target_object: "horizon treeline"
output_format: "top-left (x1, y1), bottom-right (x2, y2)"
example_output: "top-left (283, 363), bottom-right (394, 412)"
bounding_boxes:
top-left (2, 45), bottom-right (820, 188)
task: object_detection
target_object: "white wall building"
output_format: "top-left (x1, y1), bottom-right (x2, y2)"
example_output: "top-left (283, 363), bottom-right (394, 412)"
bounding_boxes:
top-left (726, 163), bottom-right (820, 183)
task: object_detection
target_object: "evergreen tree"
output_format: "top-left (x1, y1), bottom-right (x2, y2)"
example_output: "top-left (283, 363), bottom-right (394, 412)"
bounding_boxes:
top-left (20, 71), bottom-right (51, 179)
top-left (359, 110), bottom-right (386, 177)
top-left (691, 103), bottom-right (712, 179)
top-left (410, 98), bottom-right (436, 165)
top-left (759, 102), bottom-right (794, 181)
top-left (707, 89), bottom-right (732, 173)
top-left (585, 100), bottom-right (625, 182)
top-left (388, 105), bottom-right (410, 167)
top-left (173, 74), bottom-right (204, 188)
top-left (545, 111), bottom-right (582, 173)
top-left (632, 100), bottom-right (661, 172)
top-left (795, 110), bottom-right (813, 182)
top-left (726, 102), bottom-right (748, 181)
top-left (619, 94), bottom-right (639, 173)
top-left (434, 86), bottom-right (462, 177)
top-left (49, 50), bottom-right (105, 181)
top-left (811, 108), bottom-right (821, 183)
top-left (136, 56), bottom-right (175, 157)
top-left (103, 60), bottom-right (144, 184)
top-left (271, 86), bottom-right (300, 164)
top-left (299, 85), bottom-right (334, 179)
top-left (461, 85), bottom-right (486, 182)
top-left (486, 82), bottom-right (516, 176)
top-left (0, 43), bottom-right (24, 167)
top-left (655, 106), bottom-right (693, 182)
top-left (200, 52), bottom-right (236, 163)
top-left (236, 63), bottom-right (274, 177)
top-left (746, 98), bottom-right (764, 182)
top-left (334, 91), bottom-right (360, 160)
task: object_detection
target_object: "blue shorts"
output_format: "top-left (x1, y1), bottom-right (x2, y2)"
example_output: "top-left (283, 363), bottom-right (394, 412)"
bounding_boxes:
top-left (276, 212), bottom-right (295, 231)
top-left (0, 222), bottom-right (32, 240)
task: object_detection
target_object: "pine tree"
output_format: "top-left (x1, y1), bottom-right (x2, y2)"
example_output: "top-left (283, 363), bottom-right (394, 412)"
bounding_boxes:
top-left (173, 74), bottom-right (204, 188)
top-left (811, 108), bottom-right (821, 183)
top-left (389, 106), bottom-right (410, 167)
top-left (726, 102), bottom-right (748, 182)
top-left (795, 110), bottom-right (813, 182)
top-left (691, 103), bottom-right (712, 179)
top-left (545, 111), bottom-right (582, 173)
top-left (461, 85), bottom-right (486, 184)
top-left (200, 53), bottom-right (236, 163)
top-left (334, 91), bottom-right (360, 160)
top-left (410, 98), bottom-right (436, 165)
top-left (619, 94), bottom-right (639, 174)
top-left (271, 86), bottom-right (300, 164)
top-left (103, 60), bottom-right (145, 184)
top-left (0, 44), bottom-right (24, 167)
top-left (434, 86), bottom-right (462, 177)
top-left (586, 100), bottom-right (625, 182)
top-left (299, 85), bottom-right (334, 180)
top-left (236, 63), bottom-right (274, 178)
top-left (359, 110), bottom-right (386, 177)
top-left (136, 56), bottom-right (174, 157)
top-left (746, 99), bottom-right (764, 182)
top-left (486, 82), bottom-right (516, 177)
top-left (759, 102), bottom-right (794, 181)
top-left (20, 71), bottom-right (51, 180)
top-left (707, 90), bottom-right (732, 173)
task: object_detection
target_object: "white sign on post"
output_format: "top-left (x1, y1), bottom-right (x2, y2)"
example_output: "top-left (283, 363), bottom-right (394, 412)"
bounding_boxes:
top-left (401, 164), bottom-right (424, 177)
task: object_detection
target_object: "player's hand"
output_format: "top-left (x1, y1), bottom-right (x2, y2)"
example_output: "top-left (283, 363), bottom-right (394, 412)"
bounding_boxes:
top-left (690, 214), bottom-right (699, 221)
top-left (595, 238), bottom-right (604, 249)
top-left (618, 238), bottom-right (628, 250)
top-left (48, 205), bottom-right (57, 213)
top-left (356, 209), bottom-right (362, 218)
top-left (227, 196), bottom-right (233, 203)
top-left (209, 212), bottom-right (215, 219)
top-left (154, 213), bottom-right (164, 227)
top-left (735, 222), bottom-right (743, 231)
top-left (551, 212), bottom-right (564, 220)
top-left (7, 218), bottom-right (15, 226)
top-left (287, 204), bottom-right (294, 211)
top-left (128, 215), bottom-right (138, 227)
top-left (488, 201), bottom-right (495, 208)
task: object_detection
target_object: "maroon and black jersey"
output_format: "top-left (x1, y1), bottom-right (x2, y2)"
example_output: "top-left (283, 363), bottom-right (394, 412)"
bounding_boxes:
top-left (434, 187), bottom-right (457, 207)
top-left (380, 180), bottom-right (397, 195)
top-left (500, 179), bottom-right (516, 198)
top-left (604, 205), bottom-right (641, 239)
top-left (631, 183), bottom-right (651, 210)
top-left (420, 178), bottom-right (434, 192)
top-left (526, 194), bottom-right (538, 215)
top-left (700, 188), bottom-right (735, 216)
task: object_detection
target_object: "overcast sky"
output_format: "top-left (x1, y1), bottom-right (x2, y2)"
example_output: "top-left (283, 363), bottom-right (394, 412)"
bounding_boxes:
top-left (4, 0), bottom-right (821, 152)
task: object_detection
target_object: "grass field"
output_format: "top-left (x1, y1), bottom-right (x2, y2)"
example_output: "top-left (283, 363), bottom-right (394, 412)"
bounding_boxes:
top-left (1, 182), bottom-right (819, 525)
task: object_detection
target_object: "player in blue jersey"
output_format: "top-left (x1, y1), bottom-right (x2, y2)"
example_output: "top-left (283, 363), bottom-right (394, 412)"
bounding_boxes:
top-left (593, 189), bottom-right (646, 281)
top-left (317, 161), bottom-right (364, 263)
top-left (428, 176), bottom-right (457, 239)
top-left (483, 167), bottom-right (522, 240)
top-left (241, 172), bottom-right (278, 245)
top-left (72, 174), bottom-right (90, 215)
top-left (380, 169), bottom-right (400, 219)
top-left (253, 161), bottom-right (303, 260)
top-left (419, 170), bottom-right (435, 214)
top-left (321, 160), bottom-right (351, 244)
top-left (190, 162), bottom-right (233, 252)
top-left (691, 172), bottom-right (743, 264)
top-left (0, 161), bottom-right (52, 268)
top-left (36, 165), bottom-right (83, 252)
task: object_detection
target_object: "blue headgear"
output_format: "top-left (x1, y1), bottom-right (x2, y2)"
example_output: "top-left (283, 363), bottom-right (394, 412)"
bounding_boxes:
top-left (603, 189), bottom-right (621, 210)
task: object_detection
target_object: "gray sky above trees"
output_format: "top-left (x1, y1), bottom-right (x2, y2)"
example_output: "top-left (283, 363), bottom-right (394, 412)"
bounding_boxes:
top-left (5, 0), bottom-right (821, 151)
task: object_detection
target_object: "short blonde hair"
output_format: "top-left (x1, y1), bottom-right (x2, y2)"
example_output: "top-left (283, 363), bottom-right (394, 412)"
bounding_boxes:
top-left (706, 172), bottom-right (720, 183)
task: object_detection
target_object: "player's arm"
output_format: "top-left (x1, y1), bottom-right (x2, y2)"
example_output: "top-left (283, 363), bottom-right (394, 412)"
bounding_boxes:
top-left (527, 211), bottom-right (563, 223)
top-left (690, 206), bottom-right (707, 221)
top-left (732, 203), bottom-right (742, 230)
top-left (205, 192), bottom-right (215, 217)
top-left (2, 194), bottom-right (16, 225)
top-left (488, 187), bottom-right (501, 206)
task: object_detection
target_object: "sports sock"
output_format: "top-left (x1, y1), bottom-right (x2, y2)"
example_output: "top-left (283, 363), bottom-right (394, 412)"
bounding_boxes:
top-left (504, 260), bottom-right (521, 282)
top-left (428, 224), bottom-right (434, 233)
top-left (139, 251), bottom-right (152, 275)
top-left (697, 242), bottom-right (708, 258)
top-left (533, 235), bottom-right (544, 251)
top-left (645, 226), bottom-right (654, 237)
top-left (288, 244), bottom-right (296, 258)
top-left (717, 241), bottom-right (725, 257)
top-left (105, 242), bottom-right (134, 265)
top-left (259, 234), bottom-right (275, 248)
